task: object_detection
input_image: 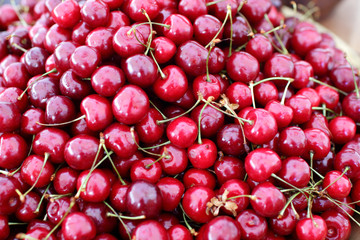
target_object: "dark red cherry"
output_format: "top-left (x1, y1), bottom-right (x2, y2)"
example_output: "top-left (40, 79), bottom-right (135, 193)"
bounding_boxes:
top-left (3, 62), bottom-right (30, 89)
top-left (321, 210), bottom-right (351, 240)
top-left (342, 92), bottom-right (360, 123)
top-left (305, 47), bottom-right (333, 77)
top-left (135, 108), bottom-right (164, 144)
top-left (334, 148), bottom-right (360, 180)
top-left (70, 45), bottom-right (101, 78)
top-left (188, 139), bottom-right (217, 169)
top-left (45, 96), bottom-right (76, 124)
top-left (106, 10), bottom-right (130, 31)
top-left (0, 215), bottom-right (9, 240)
top-left (24, 47), bottom-right (49, 76)
top-left (53, 167), bottom-right (79, 194)
top-left (246, 34), bottom-right (273, 63)
top-left (126, 180), bottom-right (162, 218)
top-left (72, 21), bottom-right (93, 45)
top-left (254, 80), bottom-right (278, 107)
top-left (28, 76), bottom-right (60, 108)
top-left (240, 0), bottom-right (271, 23)
top-left (44, 24), bottom-right (72, 53)
top-left (163, 14), bottom-right (193, 46)
top-left (330, 65), bottom-right (359, 93)
top-left (64, 134), bottom-right (102, 170)
top-left (183, 168), bottom-right (216, 189)
top-left (62, 212), bottom-right (97, 240)
top-left (81, 0), bottom-right (110, 28)
top-left (212, 0), bottom-right (238, 21)
top-left (269, 207), bottom-right (296, 236)
top-left (91, 65), bottom-right (125, 97)
top-left (291, 28), bottom-right (321, 57)
top-left (216, 124), bottom-right (245, 156)
top-left (245, 148), bottom-right (281, 182)
top-left (302, 128), bottom-right (331, 161)
top-left (236, 209), bottom-right (268, 240)
top-left (0, 175), bottom-right (21, 215)
top-left (85, 27), bottom-right (114, 59)
top-left (109, 180), bottom-right (128, 212)
top-left (77, 169), bottom-right (111, 202)
top-left (182, 186), bottom-right (215, 223)
top-left (192, 74), bottom-right (221, 101)
top-left (156, 177), bottom-right (185, 212)
top-left (59, 69), bottom-right (92, 100)
top-left (159, 144), bottom-right (188, 175)
top-left (130, 157), bottom-right (162, 183)
top-left (112, 85), bottom-right (149, 125)
top-left (225, 82), bottom-right (252, 110)
top-left (193, 14), bottom-right (222, 46)
top-left (47, 197), bottom-right (79, 225)
top-left (15, 191), bottom-right (43, 222)
top-left (214, 156), bottom-right (245, 184)
top-left (264, 54), bottom-right (294, 86)
top-left (315, 85), bottom-right (339, 110)
top-left (226, 51), bottom-right (259, 84)
top-left (292, 60), bottom-right (313, 89)
top-left (54, 41), bottom-right (76, 72)
top-left (191, 103), bottom-right (224, 138)
top-left (82, 202), bottom-right (117, 233)
top-left (21, 154), bottom-right (55, 188)
top-left (219, 179), bottom-right (250, 215)
top-left (303, 112), bottom-right (331, 137)
top-left (113, 26), bottom-right (145, 58)
top-left (0, 133), bottom-right (27, 169)
top-left (297, 88), bottom-right (320, 108)
top-left (278, 126), bottom-right (307, 157)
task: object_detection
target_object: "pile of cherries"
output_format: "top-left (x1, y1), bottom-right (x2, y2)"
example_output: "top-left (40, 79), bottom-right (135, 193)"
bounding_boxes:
top-left (0, 0), bottom-right (360, 239)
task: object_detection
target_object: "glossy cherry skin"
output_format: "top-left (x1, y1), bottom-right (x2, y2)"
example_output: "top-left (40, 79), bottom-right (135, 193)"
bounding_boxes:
top-left (135, 108), bottom-right (164, 144)
top-left (168, 224), bottom-right (193, 240)
top-left (277, 157), bottom-right (310, 188)
top-left (163, 14), bottom-right (193, 46)
top-left (82, 202), bottom-right (117, 233)
top-left (315, 85), bottom-right (339, 110)
top-left (3, 62), bottom-right (30, 89)
top-left (24, 47), bottom-right (49, 76)
top-left (203, 216), bottom-right (241, 240)
top-left (126, 180), bottom-right (162, 218)
top-left (183, 168), bottom-right (216, 190)
top-left (45, 95), bottom-right (76, 124)
top-left (321, 210), bottom-right (351, 240)
top-left (244, 108), bottom-right (278, 145)
top-left (46, 197), bottom-right (79, 225)
top-left (285, 94), bottom-right (312, 124)
top-left (245, 148), bottom-right (281, 182)
top-left (53, 167), bottom-right (78, 194)
top-left (0, 133), bottom-right (28, 169)
top-left (219, 179), bottom-right (250, 215)
top-left (33, 128), bottom-right (70, 164)
top-left (77, 169), bottom-right (111, 202)
top-left (130, 158), bottom-right (162, 183)
top-left (112, 85), bottom-right (149, 125)
top-left (72, 21), bottom-right (93, 45)
top-left (0, 176), bottom-right (21, 215)
top-left (91, 65), bottom-right (125, 97)
top-left (296, 216), bottom-right (327, 240)
top-left (303, 112), bottom-right (331, 137)
top-left (104, 123), bottom-right (139, 158)
top-left (106, 10), bottom-right (130, 31)
top-left (193, 74), bottom-right (221, 101)
top-left (80, 94), bottom-right (113, 132)
top-left (113, 26), bottom-right (145, 58)
top-left (264, 54), bottom-right (294, 86)
top-left (182, 186), bottom-right (215, 223)
top-left (109, 180), bottom-right (128, 212)
top-left (59, 70), bottom-right (92, 100)
top-left (236, 209), bottom-right (268, 240)
top-left (85, 27), bottom-right (114, 59)
top-left (44, 24), bottom-right (72, 53)
top-left (225, 82), bottom-right (252, 110)
top-left (70, 45), bottom-right (101, 78)
top-left (21, 155), bottom-right (55, 188)
top-left (0, 215), bottom-right (9, 240)
top-left (278, 126), bottom-right (307, 157)
top-left (64, 134), bottom-right (102, 170)
top-left (323, 170), bottom-right (351, 199)
top-left (250, 182), bottom-right (286, 218)
top-left (167, 116), bottom-right (198, 148)
top-left (302, 128), bottom-right (331, 161)
top-left (191, 103), bottom-right (224, 138)
top-left (226, 51), bottom-right (260, 83)
top-left (62, 212), bottom-right (97, 240)
top-left (51, 0), bottom-right (80, 28)
top-left (216, 124), bottom-right (246, 156)
top-left (80, 0), bottom-right (109, 28)
top-left (28, 76), bottom-right (60, 109)
top-left (15, 191), bottom-right (42, 222)
top-left (156, 177), bottom-right (185, 212)
top-left (54, 41), bottom-right (76, 72)
top-left (153, 65), bottom-right (188, 102)
top-left (253, 80), bottom-right (278, 107)
top-left (329, 116), bottom-right (356, 144)
top-left (214, 156), bottom-right (245, 184)
top-left (342, 92), bottom-right (360, 123)
top-left (159, 144), bottom-right (188, 175)
top-left (131, 220), bottom-right (168, 240)
top-left (245, 34), bottom-right (273, 63)
top-left (45, 54), bottom-right (63, 79)
top-left (188, 139), bottom-right (217, 169)
top-left (193, 14), bottom-right (222, 46)
top-left (0, 87), bottom-right (28, 113)
top-left (150, 36), bottom-right (176, 64)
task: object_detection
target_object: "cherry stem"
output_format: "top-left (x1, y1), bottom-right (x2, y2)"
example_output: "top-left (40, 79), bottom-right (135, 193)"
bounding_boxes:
top-left (226, 194), bottom-right (256, 201)
top-left (264, 14), bottom-right (288, 55)
top-left (218, 94), bottom-right (253, 125)
top-left (197, 100), bottom-right (211, 144)
top-left (141, 9), bottom-right (153, 56)
top-left (11, 43), bottom-right (27, 53)
top-left (18, 68), bottom-right (58, 101)
top-left (235, 41), bottom-right (248, 52)
top-left (8, 222), bottom-right (27, 226)
top-left (36, 115), bottom-right (86, 127)
top-left (16, 234), bottom-right (38, 240)
top-left (103, 201), bottom-right (132, 240)
top-left (321, 166), bottom-right (350, 193)
top-left (261, 25), bottom-right (285, 36)
top-left (35, 182), bottom-right (51, 213)
top-left (326, 197), bottom-right (360, 227)
top-left (278, 192), bottom-right (301, 218)
top-left (309, 151), bottom-right (315, 185)
top-left (237, 0), bottom-right (246, 13)
top-left (312, 105), bottom-right (336, 116)
top-left (309, 77), bottom-right (348, 95)
top-left (101, 145), bottom-right (126, 186)
top-left (149, 100), bottom-right (167, 120)
top-left (206, 43), bottom-right (215, 82)
top-left (309, 166), bottom-right (325, 180)
top-left (281, 80), bottom-right (292, 105)
top-left (27, 135), bottom-right (35, 157)
top-left (130, 127), bottom-right (162, 157)
top-left (10, 0), bottom-right (28, 27)
top-left (205, 4), bottom-right (232, 49)
top-left (205, 0), bottom-right (225, 7)
top-left (141, 140), bottom-right (171, 150)
top-left (128, 22), bottom-right (170, 35)
top-left (271, 173), bottom-right (308, 196)
top-left (345, 56), bottom-right (360, 98)
top-left (332, 198), bottom-right (360, 216)
top-left (150, 51), bottom-right (166, 79)
top-left (306, 195), bottom-right (314, 221)
top-left (107, 213), bottom-right (146, 220)
top-left (18, 152), bottom-right (50, 202)
top-left (145, 148), bottom-right (170, 169)
top-left (179, 202), bottom-right (197, 235)
top-left (228, 5), bottom-right (234, 56)
top-left (249, 81), bottom-right (256, 109)
top-left (252, 77), bottom-right (294, 87)
top-left (157, 96), bottom-right (203, 124)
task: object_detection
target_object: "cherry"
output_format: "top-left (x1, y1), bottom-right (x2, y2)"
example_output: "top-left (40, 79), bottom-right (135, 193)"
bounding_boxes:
top-left (132, 220), bottom-right (168, 240)
top-left (70, 45), bottom-right (101, 78)
top-left (72, 21), bottom-right (93, 45)
top-left (90, 65), bottom-right (125, 97)
top-left (0, 133), bottom-right (28, 169)
top-left (314, 151), bottom-right (335, 176)
top-left (118, 218), bottom-right (143, 239)
top-left (53, 167), bottom-right (79, 194)
top-left (297, 88), bottom-right (320, 108)
top-left (278, 126), bottom-right (307, 157)
top-left (188, 139), bottom-right (217, 169)
top-left (51, 0), bottom-right (80, 29)
top-left (64, 134), bottom-right (102, 170)
top-left (159, 144), bottom-right (188, 175)
top-left (254, 80), bottom-right (278, 107)
top-left (245, 148), bottom-right (281, 182)
top-left (106, 11), bottom-right (130, 31)
top-left (305, 48), bottom-right (333, 77)
top-left (277, 157), bottom-right (310, 188)
top-left (167, 116), bottom-right (198, 148)
top-left (0, 4), bottom-right (18, 29)
top-left (44, 24), bottom-right (72, 53)
top-left (203, 216), bottom-right (241, 240)
top-left (15, 191), bottom-right (42, 222)
top-left (250, 182), bottom-right (286, 218)
top-left (53, 41), bottom-right (76, 72)
top-left (315, 85), bottom-right (339, 110)
top-left (19, 227), bottom-right (56, 240)
top-left (264, 54), bottom-right (294, 86)
top-left (302, 128), bottom-right (331, 161)
top-left (321, 210), bottom-right (351, 240)
top-left (342, 92), bottom-right (360, 123)
top-left (8, 28), bottom-right (31, 56)
top-left (81, 0), bottom-right (110, 28)
top-left (153, 65), bottom-right (189, 102)
top-left (334, 148), bottom-right (360, 180)
top-left (163, 14), bottom-right (193, 46)
top-left (0, 215), bottom-right (10, 240)
top-left (296, 215), bottom-right (327, 240)
top-left (329, 116), bottom-right (356, 145)
top-left (214, 156), bottom-right (245, 185)
top-left (86, 27), bottom-right (114, 59)
top-left (291, 60), bottom-right (313, 89)
top-left (45, 55), bottom-right (63, 79)
top-left (212, 0), bottom-right (237, 21)
top-left (285, 94), bottom-right (312, 125)
top-left (76, 169), bottom-right (111, 202)
top-left (130, 157), bottom-right (162, 183)
top-left (168, 224), bottom-right (193, 240)
top-left (182, 186), bottom-right (215, 223)
top-left (23, 47), bottom-right (49, 76)
top-left (0, 86), bottom-right (29, 112)
top-left (150, 36), bottom-right (176, 64)
top-left (303, 112), bottom-right (331, 137)
top-left (246, 34), bottom-right (273, 63)
top-left (269, 207), bottom-right (297, 236)
top-left (95, 234), bottom-right (118, 240)
top-left (191, 103), bottom-right (224, 138)
top-left (45, 95), bottom-right (76, 124)
top-left (134, 108), bottom-right (164, 144)
top-left (82, 202), bottom-right (117, 233)
top-left (126, 180), bottom-right (162, 218)
top-left (323, 170), bottom-right (352, 199)
top-left (113, 26), bottom-right (145, 58)
top-left (33, 128), bottom-right (70, 164)
top-left (244, 108), bottom-right (278, 145)
top-left (183, 168), bottom-right (216, 189)
top-left (291, 27), bottom-right (321, 57)
top-left (3, 62), bottom-right (30, 89)
top-left (0, 55), bottom-right (20, 76)
top-left (193, 74), bottom-right (221, 101)
top-left (216, 124), bottom-right (246, 156)
top-left (241, 0), bottom-right (271, 23)
top-left (28, 76), bottom-right (60, 108)
top-left (59, 69), bottom-right (92, 100)
top-left (330, 65), bottom-right (359, 93)
top-left (46, 197), bottom-right (78, 225)
top-left (109, 180), bottom-right (128, 212)
top-left (21, 154), bottom-right (54, 188)
top-left (62, 212), bottom-right (97, 240)
top-left (236, 209), bottom-right (268, 240)
top-left (226, 52), bottom-right (259, 84)
top-left (193, 14), bottom-right (222, 46)
top-left (219, 179), bottom-right (250, 215)
top-left (156, 177), bottom-right (185, 212)
top-left (0, 175), bottom-right (21, 215)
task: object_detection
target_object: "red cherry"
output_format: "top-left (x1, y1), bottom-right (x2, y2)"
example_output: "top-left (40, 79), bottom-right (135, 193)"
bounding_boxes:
top-left (130, 157), bottom-right (162, 183)
top-left (285, 94), bottom-right (312, 125)
top-left (156, 177), bottom-right (185, 212)
top-left (305, 47), bottom-right (333, 77)
top-left (159, 144), bottom-right (188, 175)
top-left (60, 69), bottom-right (92, 100)
top-left (182, 186), bottom-right (215, 223)
top-left (277, 157), bottom-right (310, 188)
top-left (82, 202), bottom-right (117, 233)
top-left (253, 80), bottom-right (278, 107)
top-left (175, 40), bottom-right (207, 77)
top-left (192, 74), bottom-right (221, 101)
top-left (76, 169), bottom-right (111, 202)
top-left (46, 197), bottom-right (79, 225)
top-left (3, 62), bottom-right (30, 89)
top-left (191, 103), bottom-right (225, 138)
top-left (183, 168), bottom-right (216, 189)
top-left (278, 126), bottom-right (307, 157)
top-left (21, 155), bottom-right (55, 188)
top-left (163, 14), bottom-right (193, 46)
top-left (246, 34), bottom-right (273, 63)
top-left (53, 167), bottom-right (79, 195)
top-left (70, 45), bottom-right (101, 78)
top-left (188, 139), bottom-right (217, 169)
top-left (113, 26), bottom-right (145, 58)
top-left (168, 224), bottom-right (193, 240)
top-left (132, 220), bottom-right (168, 240)
top-left (214, 156), bottom-right (245, 185)
top-left (52, 0), bottom-right (80, 28)
top-left (15, 191), bottom-right (43, 222)
top-left (91, 65), bottom-right (125, 97)
top-left (264, 54), bottom-right (294, 86)
top-left (106, 11), bottom-right (130, 31)
top-left (329, 116), bottom-right (356, 144)
top-left (292, 60), bottom-right (313, 89)
top-left (342, 92), bottom-right (360, 123)
top-left (219, 179), bottom-right (250, 215)
top-left (167, 116), bottom-right (198, 148)
top-left (203, 216), bottom-right (241, 240)
top-left (0, 215), bottom-right (10, 240)
top-left (323, 170), bottom-right (352, 199)
top-left (62, 212), bottom-right (97, 240)
top-left (81, 0), bottom-right (110, 28)
top-left (321, 210), bottom-right (351, 240)
top-left (240, 0), bottom-right (271, 23)
top-left (151, 36), bottom-right (176, 64)
top-left (315, 85), bottom-right (339, 110)
top-left (0, 175), bottom-right (21, 215)
top-left (85, 27), bottom-right (114, 59)
top-left (44, 24), bottom-right (71, 53)
top-left (296, 216), bottom-right (327, 240)
top-left (226, 51), bottom-right (259, 84)
top-left (24, 47), bottom-right (49, 76)
top-left (245, 148), bottom-right (281, 182)
top-left (236, 209), bottom-right (268, 240)
top-left (193, 14), bottom-right (222, 46)
top-left (72, 21), bottom-right (93, 45)
top-left (0, 133), bottom-right (28, 169)
top-left (302, 128), bottom-right (331, 161)
top-left (45, 95), bottom-right (76, 124)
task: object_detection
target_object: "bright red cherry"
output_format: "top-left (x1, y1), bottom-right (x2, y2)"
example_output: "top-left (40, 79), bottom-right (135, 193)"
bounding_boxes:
top-left (163, 14), bottom-right (193, 46)
top-left (323, 170), bottom-right (352, 199)
top-left (226, 51), bottom-right (260, 84)
top-left (52, 0), bottom-right (81, 28)
top-left (76, 169), bottom-right (111, 202)
top-left (156, 177), bottom-right (185, 212)
top-left (21, 154), bottom-right (55, 188)
top-left (131, 220), bottom-right (168, 240)
top-left (81, 0), bottom-right (110, 28)
top-left (62, 212), bottom-right (97, 240)
top-left (0, 133), bottom-right (28, 169)
top-left (167, 116), bottom-right (198, 148)
top-left (70, 45), bottom-right (101, 78)
top-left (296, 215), bottom-right (327, 240)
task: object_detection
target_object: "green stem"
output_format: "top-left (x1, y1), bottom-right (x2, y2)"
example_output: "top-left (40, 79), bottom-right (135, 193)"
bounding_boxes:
top-left (321, 166), bottom-right (350, 193)
top-left (205, 4), bottom-right (231, 49)
top-left (309, 77), bottom-right (348, 95)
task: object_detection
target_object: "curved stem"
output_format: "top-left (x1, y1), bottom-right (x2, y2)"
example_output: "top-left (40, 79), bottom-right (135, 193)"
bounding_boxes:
top-left (130, 127), bottom-right (162, 157)
top-left (249, 81), bottom-right (256, 109)
top-left (36, 115), bottom-right (86, 127)
top-left (150, 51), bottom-right (166, 79)
top-left (309, 77), bottom-right (348, 95)
top-left (280, 79), bottom-right (293, 105)
top-left (141, 9), bottom-right (153, 56)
